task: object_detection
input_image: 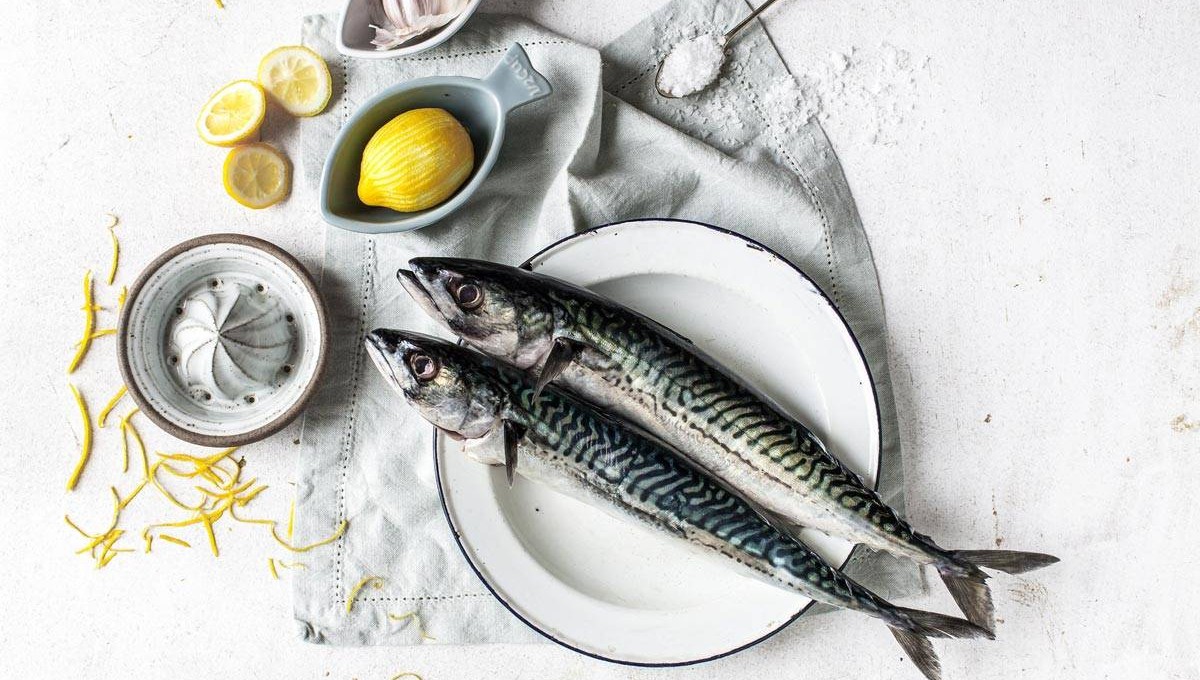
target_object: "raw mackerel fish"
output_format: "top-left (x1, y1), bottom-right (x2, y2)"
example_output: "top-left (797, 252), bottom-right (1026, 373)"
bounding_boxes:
top-left (365, 329), bottom-right (990, 680)
top-left (398, 257), bottom-right (1059, 632)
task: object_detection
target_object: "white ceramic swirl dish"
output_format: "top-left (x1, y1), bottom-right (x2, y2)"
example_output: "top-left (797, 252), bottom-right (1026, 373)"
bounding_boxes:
top-left (118, 234), bottom-right (328, 447)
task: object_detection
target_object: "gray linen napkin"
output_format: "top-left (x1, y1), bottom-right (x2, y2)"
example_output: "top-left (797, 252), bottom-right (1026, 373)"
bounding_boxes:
top-left (293, 0), bottom-right (921, 646)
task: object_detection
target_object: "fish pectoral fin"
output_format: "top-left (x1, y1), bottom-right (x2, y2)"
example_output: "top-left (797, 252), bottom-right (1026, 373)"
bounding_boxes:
top-left (437, 427), bottom-right (467, 442)
top-left (533, 337), bottom-right (580, 398)
top-left (761, 509), bottom-right (815, 544)
top-left (503, 420), bottom-right (526, 487)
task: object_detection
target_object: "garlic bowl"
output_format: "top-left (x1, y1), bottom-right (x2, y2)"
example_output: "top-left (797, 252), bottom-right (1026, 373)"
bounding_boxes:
top-left (336, 0), bottom-right (483, 60)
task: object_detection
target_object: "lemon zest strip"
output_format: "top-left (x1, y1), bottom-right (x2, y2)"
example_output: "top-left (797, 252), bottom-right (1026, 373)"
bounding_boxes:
top-left (66, 489), bottom-right (125, 568)
top-left (158, 534), bottom-right (191, 549)
top-left (286, 499), bottom-right (296, 541)
top-left (345, 575), bottom-right (384, 613)
top-left (388, 611), bottom-right (436, 640)
top-left (66, 383), bottom-right (93, 491)
top-left (97, 385), bottom-right (127, 428)
top-left (192, 516), bottom-right (217, 556)
top-left (118, 479), bottom-right (147, 510)
top-left (121, 410), bottom-right (148, 478)
top-left (105, 215), bottom-right (120, 285)
top-left (67, 271), bottom-right (96, 373)
top-left (268, 558), bottom-right (280, 580)
top-left (275, 518), bottom-right (348, 552)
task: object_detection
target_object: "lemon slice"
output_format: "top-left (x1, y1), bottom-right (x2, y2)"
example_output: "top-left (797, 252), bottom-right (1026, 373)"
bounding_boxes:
top-left (257, 46), bottom-right (332, 117)
top-left (197, 80), bottom-right (267, 147)
top-left (222, 143), bottom-right (291, 209)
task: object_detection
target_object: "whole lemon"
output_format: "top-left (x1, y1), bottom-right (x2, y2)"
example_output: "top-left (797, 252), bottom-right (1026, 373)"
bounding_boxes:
top-left (358, 108), bottom-right (475, 212)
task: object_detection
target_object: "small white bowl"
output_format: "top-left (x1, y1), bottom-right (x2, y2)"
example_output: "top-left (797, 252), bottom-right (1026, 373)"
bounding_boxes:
top-left (335, 0), bottom-right (484, 60)
top-left (117, 234), bottom-right (328, 448)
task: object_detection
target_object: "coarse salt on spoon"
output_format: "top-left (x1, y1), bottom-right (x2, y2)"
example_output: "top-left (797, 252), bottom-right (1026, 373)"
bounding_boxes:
top-left (655, 0), bottom-right (785, 99)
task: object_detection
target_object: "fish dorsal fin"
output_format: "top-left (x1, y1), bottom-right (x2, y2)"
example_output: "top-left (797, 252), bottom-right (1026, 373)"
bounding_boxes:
top-left (533, 337), bottom-right (581, 398)
top-left (503, 420), bottom-right (526, 487)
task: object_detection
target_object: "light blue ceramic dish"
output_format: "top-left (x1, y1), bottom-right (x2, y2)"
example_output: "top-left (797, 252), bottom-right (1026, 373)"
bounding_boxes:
top-left (319, 43), bottom-right (552, 234)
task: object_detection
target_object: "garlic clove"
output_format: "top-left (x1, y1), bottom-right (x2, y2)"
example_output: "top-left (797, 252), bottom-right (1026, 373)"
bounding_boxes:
top-left (369, 0), bottom-right (471, 51)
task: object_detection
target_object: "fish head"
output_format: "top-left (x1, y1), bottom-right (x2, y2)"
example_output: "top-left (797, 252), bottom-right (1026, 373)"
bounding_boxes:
top-left (365, 328), bottom-right (502, 440)
top-left (400, 257), bottom-right (556, 369)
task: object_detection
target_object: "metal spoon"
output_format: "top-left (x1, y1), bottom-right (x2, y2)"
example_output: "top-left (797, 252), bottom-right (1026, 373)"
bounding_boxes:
top-left (655, 0), bottom-right (784, 99)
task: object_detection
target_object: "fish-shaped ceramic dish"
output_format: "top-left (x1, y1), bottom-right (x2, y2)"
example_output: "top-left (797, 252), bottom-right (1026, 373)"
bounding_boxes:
top-left (319, 42), bottom-right (551, 234)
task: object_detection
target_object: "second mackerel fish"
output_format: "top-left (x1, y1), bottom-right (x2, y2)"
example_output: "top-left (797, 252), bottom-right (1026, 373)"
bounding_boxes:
top-left (365, 329), bottom-right (990, 680)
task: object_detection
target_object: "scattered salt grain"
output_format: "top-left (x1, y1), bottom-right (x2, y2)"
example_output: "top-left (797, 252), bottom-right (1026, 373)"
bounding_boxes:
top-left (658, 33), bottom-right (726, 97)
top-left (761, 44), bottom-right (929, 146)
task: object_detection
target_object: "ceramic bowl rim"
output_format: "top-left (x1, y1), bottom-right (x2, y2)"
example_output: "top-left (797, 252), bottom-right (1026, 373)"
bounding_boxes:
top-left (116, 233), bottom-right (329, 447)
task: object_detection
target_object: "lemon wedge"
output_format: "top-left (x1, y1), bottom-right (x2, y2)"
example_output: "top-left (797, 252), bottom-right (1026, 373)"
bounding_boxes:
top-left (197, 80), bottom-right (267, 147)
top-left (222, 143), bottom-right (291, 209)
top-left (257, 46), bottom-right (332, 117)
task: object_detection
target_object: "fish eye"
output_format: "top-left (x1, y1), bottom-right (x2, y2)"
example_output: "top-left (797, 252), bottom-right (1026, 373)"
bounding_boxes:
top-left (453, 282), bottom-right (484, 310)
top-left (408, 353), bottom-right (439, 381)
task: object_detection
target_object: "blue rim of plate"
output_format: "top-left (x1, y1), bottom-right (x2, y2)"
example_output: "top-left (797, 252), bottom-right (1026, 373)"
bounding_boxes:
top-left (432, 216), bottom-right (885, 667)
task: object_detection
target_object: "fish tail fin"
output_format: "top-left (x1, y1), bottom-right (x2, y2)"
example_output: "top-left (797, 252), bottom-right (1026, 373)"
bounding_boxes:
top-left (936, 549), bottom-right (1059, 632)
top-left (893, 606), bottom-right (995, 640)
top-left (936, 562), bottom-right (995, 634)
top-left (887, 626), bottom-right (942, 680)
top-left (885, 606), bottom-right (994, 680)
top-left (952, 549), bottom-right (1061, 575)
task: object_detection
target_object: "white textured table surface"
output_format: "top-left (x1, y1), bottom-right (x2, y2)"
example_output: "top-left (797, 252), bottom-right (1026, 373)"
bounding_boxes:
top-left (1, 1), bottom-right (1196, 678)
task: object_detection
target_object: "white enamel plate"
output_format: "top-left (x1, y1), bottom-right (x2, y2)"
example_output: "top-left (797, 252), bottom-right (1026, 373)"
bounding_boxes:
top-left (435, 218), bottom-right (881, 665)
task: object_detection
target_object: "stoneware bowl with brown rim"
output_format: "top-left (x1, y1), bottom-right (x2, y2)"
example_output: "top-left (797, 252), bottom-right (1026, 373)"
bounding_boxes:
top-left (117, 234), bottom-right (328, 447)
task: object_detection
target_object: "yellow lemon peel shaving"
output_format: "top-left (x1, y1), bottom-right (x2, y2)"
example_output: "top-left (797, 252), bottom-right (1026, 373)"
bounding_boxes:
top-left (120, 409), bottom-right (147, 477)
top-left (268, 558), bottom-right (280, 580)
top-left (286, 499), bottom-right (296, 541)
top-left (158, 534), bottom-right (191, 548)
top-left (67, 271), bottom-right (95, 373)
top-left (202, 514), bottom-right (220, 556)
top-left (66, 419), bottom-right (348, 569)
top-left (105, 215), bottom-right (120, 285)
top-left (345, 575), bottom-right (385, 613)
top-left (66, 383), bottom-right (93, 491)
top-left (227, 501), bottom-right (348, 553)
top-left (388, 611), bottom-right (436, 640)
top-left (65, 488), bottom-right (128, 568)
top-left (119, 479), bottom-right (147, 510)
top-left (118, 286), bottom-right (128, 308)
top-left (97, 385), bottom-right (127, 428)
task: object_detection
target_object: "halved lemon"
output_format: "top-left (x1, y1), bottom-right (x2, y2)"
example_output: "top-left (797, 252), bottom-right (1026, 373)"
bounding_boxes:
top-left (222, 143), bottom-right (291, 209)
top-left (257, 46), bottom-right (332, 117)
top-left (197, 80), bottom-right (267, 147)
